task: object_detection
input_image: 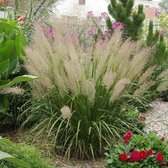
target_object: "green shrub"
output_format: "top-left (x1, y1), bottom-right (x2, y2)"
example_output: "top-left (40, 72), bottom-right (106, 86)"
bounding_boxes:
top-left (0, 19), bottom-right (37, 123)
top-left (156, 14), bottom-right (168, 41)
top-left (0, 137), bottom-right (54, 168)
top-left (105, 132), bottom-right (168, 168)
top-left (20, 23), bottom-right (168, 159)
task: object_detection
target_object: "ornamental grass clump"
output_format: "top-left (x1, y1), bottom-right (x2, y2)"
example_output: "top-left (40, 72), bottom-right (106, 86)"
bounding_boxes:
top-left (20, 22), bottom-right (168, 159)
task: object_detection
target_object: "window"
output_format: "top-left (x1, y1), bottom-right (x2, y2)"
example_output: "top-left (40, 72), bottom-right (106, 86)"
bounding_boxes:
top-left (79, 0), bottom-right (85, 5)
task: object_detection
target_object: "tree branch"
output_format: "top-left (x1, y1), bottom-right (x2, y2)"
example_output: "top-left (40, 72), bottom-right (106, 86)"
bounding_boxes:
top-left (34, 0), bottom-right (47, 16)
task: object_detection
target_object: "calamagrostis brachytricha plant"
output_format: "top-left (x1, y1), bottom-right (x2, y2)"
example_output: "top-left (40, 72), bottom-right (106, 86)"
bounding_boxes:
top-left (21, 22), bottom-right (168, 159)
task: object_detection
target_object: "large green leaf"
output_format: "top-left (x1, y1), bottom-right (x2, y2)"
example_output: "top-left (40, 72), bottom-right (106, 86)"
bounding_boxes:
top-left (0, 75), bottom-right (38, 89)
top-left (0, 151), bottom-right (30, 168)
top-left (0, 151), bottom-right (13, 160)
top-left (0, 59), bottom-right (9, 75)
top-left (0, 41), bottom-right (18, 73)
top-left (0, 20), bottom-right (26, 79)
top-left (0, 32), bottom-right (5, 45)
top-left (0, 21), bottom-right (20, 32)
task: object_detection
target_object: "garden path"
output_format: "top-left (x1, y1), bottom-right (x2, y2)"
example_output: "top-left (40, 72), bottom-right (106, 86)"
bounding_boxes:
top-left (143, 99), bottom-right (168, 139)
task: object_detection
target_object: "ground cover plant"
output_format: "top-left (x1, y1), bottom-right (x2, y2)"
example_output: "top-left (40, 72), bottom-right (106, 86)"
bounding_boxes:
top-left (18, 20), bottom-right (168, 159)
top-left (0, 136), bottom-right (54, 168)
top-left (0, 137), bottom-right (30, 168)
top-left (105, 132), bottom-right (168, 167)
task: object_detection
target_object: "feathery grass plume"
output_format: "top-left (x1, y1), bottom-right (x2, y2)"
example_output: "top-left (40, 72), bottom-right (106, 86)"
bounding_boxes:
top-left (126, 48), bottom-right (150, 80)
top-left (0, 87), bottom-right (25, 95)
top-left (60, 106), bottom-right (72, 119)
top-left (157, 81), bottom-right (168, 92)
top-left (103, 71), bottom-right (116, 89)
top-left (110, 78), bottom-right (130, 102)
top-left (21, 21), bottom-right (168, 159)
top-left (80, 80), bottom-right (95, 104)
top-left (157, 69), bottom-right (168, 79)
top-left (139, 66), bottom-right (156, 84)
top-left (134, 81), bottom-right (154, 96)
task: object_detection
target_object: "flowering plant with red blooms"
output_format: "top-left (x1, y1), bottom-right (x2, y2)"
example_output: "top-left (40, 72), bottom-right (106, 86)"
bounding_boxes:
top-left (147, 149), bottom-right (153, 156)
top-left (120, 153), bottom-right (128, 161)
top-left (139, 150), bottom-right (147, 160)
top-left (130, 150), bottom-right (141, 162)
top-left (123, 131), bottom-right (132, 144)
top-left (105, 132), bottom-right (168, 168)
top-left (139, 115), bottom-right (146, 121)
top-left (156, 153), bottom-right (164, 162)
top-left (161, 137), bottom-right (165, 141)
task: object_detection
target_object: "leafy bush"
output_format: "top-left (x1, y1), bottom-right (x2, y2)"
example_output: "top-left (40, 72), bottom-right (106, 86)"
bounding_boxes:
top-left (105, 132), bottom-right (168, 167)
top-left (145, 20), bottom-right (168, 101)
top-left (6, 0), bottom-right (58, 44)
top-left (20, 23), bottom-right (168, 159)
top-left (0, 20), bottom-right (37, 123)
top-left (0, 137), bottom-right (54, 168)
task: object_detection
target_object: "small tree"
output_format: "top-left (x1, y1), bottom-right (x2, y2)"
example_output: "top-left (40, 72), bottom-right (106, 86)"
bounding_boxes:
top-left (146, 21), bottom-right (159, 46)
top-left (146, 21), bottom-right (168, 65)
top-left (106, 0), bottom-right (145, 40)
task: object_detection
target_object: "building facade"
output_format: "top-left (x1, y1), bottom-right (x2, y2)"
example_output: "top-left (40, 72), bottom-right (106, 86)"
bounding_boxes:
top-left (159, 1), bottom-right (168, 13)
top-left (53, 0), bottom-right (162, 18)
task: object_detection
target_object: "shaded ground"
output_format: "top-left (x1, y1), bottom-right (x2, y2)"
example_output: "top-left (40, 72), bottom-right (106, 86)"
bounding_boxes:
top-left (54, 157), bottom-right (105, 168)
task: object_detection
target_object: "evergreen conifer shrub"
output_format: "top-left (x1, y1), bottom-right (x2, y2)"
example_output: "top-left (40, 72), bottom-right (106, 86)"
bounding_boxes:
top-left (106, 0), bottom-right (145, 40)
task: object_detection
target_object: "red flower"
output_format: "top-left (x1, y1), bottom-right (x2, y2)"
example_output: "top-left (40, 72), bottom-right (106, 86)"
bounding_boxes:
top-left (139, 115), bottom-right (146, 121)
top-left (156, 153), bottom-right (164, 162)
top-left (139, 150), bottom-right (147, 160)
top-left (130, 150), bottom-right (141, 162)
top-left (17, 16), bottom-right (25, 21)
top-left (1, 0), bottom-right (7, 7)
top-left (123, 131), bottom-right (133, 144)
top-left (120, 153), bottom-right (128, 162)
top-left (147, 149), bottom-right (153, 156)
top-left (161, 137), bottom-right (165, 141)
top-left (123, 138), bottom-right (129, 144)
top-left (161, 163), bottom-right (168, 166)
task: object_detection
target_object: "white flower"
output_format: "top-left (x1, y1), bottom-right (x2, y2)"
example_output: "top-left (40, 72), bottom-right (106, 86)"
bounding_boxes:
top-left (60, 106), bottom-right (72, 119)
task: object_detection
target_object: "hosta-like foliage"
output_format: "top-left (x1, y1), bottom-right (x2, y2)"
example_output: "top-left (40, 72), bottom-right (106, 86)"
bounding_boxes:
top-left (0, 20), bottom-right (37, 121)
